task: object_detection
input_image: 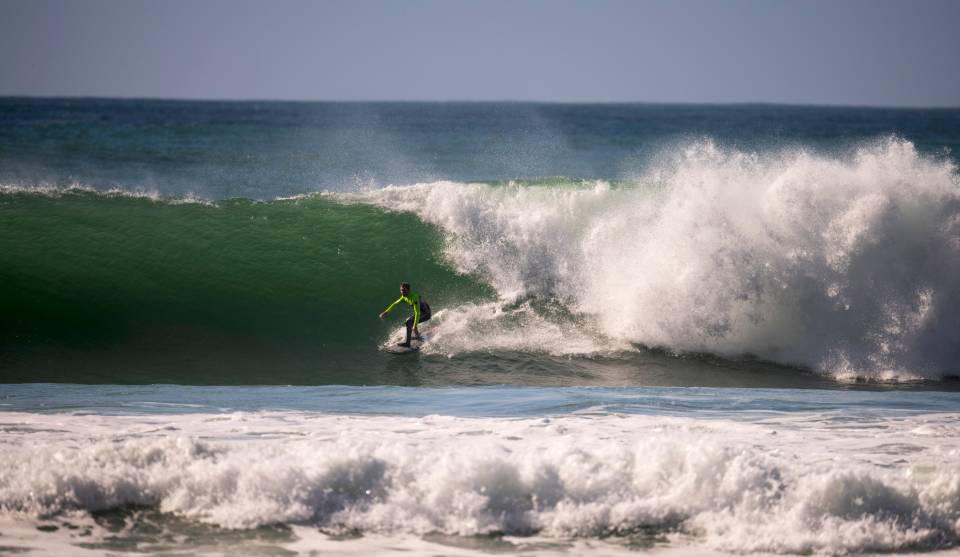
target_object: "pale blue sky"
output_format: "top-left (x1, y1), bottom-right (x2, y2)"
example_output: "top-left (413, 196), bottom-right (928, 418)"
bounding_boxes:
top-left (2, 0), bottom-right (958, 106)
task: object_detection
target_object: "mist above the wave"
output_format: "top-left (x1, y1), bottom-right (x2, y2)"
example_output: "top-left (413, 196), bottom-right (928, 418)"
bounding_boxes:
top-left (354, 138), bottom-right (960, 380)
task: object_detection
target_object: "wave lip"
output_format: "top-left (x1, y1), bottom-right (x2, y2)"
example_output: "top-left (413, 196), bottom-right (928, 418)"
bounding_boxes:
top-left (0, 180), bottom-right (216, 205)
top-left (347, 138), bottom-right (960, 381)
top-left (1, 411), bottom-right (959, 554)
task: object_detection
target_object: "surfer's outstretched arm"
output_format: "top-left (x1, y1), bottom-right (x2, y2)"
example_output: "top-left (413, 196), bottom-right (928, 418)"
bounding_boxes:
top-left (379, 297), bottom-right (404, 319)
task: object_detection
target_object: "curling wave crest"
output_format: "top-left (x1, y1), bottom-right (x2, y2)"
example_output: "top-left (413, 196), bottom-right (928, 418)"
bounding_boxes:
top-left (348, 138), bottom-right (960, 380)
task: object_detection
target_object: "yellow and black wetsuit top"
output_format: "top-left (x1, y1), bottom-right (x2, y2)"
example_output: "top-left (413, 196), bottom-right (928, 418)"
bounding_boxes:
top-left (382, 293), bottom-right (423, 329)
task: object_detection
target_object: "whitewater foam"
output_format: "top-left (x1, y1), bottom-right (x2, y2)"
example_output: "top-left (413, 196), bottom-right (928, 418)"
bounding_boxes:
top-left (1, 410), bottom-right (958, 555)
top-left (403, 303), bottom-right (630, 357)
top-left (348, 138), bottom-right (960, 380)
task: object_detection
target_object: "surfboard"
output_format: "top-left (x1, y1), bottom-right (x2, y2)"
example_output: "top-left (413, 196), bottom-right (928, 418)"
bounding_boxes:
top-left (384, 339), bottom-right (423, 354)
top-left (383, 332), bottom-right (430, 354)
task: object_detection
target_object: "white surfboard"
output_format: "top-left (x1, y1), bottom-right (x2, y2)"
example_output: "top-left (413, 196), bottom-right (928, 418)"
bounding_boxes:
top-left (383, 331), bottom-right (430, 354)
top-left (384, 340), bottom-right (423, 354)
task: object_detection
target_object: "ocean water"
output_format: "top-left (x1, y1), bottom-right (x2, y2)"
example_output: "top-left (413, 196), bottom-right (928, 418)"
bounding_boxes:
top-left (1, 99), bottom-right (960, 555)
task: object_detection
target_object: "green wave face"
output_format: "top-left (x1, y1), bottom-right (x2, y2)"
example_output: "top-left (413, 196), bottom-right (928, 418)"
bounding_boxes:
top-left (0, 190), bottom-right (489, 383)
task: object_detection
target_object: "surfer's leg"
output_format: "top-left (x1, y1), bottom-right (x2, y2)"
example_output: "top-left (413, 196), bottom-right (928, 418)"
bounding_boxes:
top-left (413, 306), bottom-right (429, 340)
top-left (401, 316), bottom-right (413, 347)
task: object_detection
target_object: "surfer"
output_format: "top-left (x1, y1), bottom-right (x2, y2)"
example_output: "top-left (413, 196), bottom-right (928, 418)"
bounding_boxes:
top-left (379, 282), bottom-right (432, 347)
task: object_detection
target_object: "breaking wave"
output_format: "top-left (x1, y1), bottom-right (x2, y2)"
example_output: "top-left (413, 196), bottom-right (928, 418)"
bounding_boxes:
top-left (349, 138), bottom-right (960, 380)
top-left (2, 138), bottom-right (958, 383)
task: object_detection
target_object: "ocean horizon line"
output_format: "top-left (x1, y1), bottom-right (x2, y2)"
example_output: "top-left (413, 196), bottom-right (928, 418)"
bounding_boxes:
top-left (3, 94), bottom-right (959, 111)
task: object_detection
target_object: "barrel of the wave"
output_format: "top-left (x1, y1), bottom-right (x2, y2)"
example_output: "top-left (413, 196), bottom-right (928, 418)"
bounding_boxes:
top-left (0, 190), bottom-right (476, 383)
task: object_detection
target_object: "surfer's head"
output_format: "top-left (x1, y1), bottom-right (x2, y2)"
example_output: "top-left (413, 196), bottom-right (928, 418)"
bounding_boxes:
top-left (400, 282), bottom-right (411, 296)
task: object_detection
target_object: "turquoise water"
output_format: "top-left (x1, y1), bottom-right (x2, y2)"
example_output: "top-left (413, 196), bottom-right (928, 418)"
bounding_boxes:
top-left (4, 384), bottom-right (960, 417)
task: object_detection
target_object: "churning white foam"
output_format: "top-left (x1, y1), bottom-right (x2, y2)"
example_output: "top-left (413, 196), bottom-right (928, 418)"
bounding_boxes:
top-left (1, 410), bottom-right (959, 555)
top-left (350, 138), bottom-right (960, 380)
top-left (390, 303), bottom-right (631, 357)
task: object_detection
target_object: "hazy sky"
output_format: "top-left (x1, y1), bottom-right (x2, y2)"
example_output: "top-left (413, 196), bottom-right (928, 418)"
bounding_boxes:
top-left (2, 0), bottom-right (958, 106)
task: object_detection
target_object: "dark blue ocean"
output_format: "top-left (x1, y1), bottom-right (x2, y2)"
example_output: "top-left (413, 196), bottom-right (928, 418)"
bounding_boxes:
top-left (3, 98), bottom-right (959, 200)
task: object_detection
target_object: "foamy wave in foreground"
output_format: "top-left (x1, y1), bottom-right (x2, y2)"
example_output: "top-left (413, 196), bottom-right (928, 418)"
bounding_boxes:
top-left (350, 138), bottom-right (960, 380)
top-left (1, 411), bottom-right (959, 555)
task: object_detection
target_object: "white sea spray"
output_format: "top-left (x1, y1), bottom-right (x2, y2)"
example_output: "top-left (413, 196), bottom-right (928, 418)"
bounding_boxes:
top-left (350, 138), bottom-right (960, 380)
